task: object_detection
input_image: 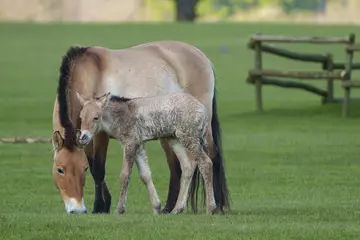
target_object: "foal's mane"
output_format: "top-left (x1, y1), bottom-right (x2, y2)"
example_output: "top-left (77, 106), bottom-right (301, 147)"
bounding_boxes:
top-left (57, 45), bottom-right (89, 150)
top-left (109, 95), bottom-right (133, 103)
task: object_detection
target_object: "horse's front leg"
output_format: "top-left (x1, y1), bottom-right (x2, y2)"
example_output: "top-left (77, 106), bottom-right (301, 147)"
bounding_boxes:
top-left (86, 132), bottom-right (112, 214)
top-left (116, 143), bottom-right (138, 215)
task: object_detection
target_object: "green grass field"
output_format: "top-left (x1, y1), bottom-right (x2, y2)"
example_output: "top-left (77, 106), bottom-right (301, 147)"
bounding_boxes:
top-left (1, 22), bottom-right (360, 239)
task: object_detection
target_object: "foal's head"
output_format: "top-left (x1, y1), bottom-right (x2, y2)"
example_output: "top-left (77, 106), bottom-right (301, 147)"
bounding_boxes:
top-left (76, 92), bottom-right (110, 145)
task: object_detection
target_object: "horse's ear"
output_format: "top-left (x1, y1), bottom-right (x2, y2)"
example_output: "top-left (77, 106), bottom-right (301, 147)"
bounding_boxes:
top-left (75, 129), bottom-right (84, 149)
top-left (52, 131), bottom-right (64, 151)
top-left (76, 91), bottom-right (86, 106)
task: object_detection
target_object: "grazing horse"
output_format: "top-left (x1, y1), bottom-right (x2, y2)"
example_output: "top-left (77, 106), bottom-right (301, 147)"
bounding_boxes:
top-left (76, 92), bottom-right (217, 214)
top-left (51, 40), bottom-right (230, 214)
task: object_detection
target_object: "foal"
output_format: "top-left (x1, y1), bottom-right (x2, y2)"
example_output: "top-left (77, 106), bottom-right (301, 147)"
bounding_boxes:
top-left (76, 92), bottom-right (217, 214)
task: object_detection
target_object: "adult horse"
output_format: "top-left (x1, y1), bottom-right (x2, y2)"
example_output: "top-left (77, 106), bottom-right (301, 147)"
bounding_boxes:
top-left (51, 40), bottom-right (230, 214)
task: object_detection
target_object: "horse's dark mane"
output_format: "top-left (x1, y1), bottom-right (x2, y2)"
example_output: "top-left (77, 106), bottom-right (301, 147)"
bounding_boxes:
top-left (57, 45), bottom-right (89, 150)
top-left (109, 95), bottom-right (133, 103)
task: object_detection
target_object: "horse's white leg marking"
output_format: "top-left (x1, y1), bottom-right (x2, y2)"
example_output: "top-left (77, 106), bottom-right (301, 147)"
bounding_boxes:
top-left (168, 139), bottom-right (197, 214)
top-left (116, 144), bottom-right (137, 215)
top-left (135, 144), bottom-right (161, 214)
top-left (64, 197), bottom-right (87, 214)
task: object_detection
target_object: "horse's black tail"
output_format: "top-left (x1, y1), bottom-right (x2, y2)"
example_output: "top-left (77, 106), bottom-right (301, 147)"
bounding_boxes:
top-left (210, 89), bottom-right (230, 212)
top-left (188, 83), bottom-right (230, 213)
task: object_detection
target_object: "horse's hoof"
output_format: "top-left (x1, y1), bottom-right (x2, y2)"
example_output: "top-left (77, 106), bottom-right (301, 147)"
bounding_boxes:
top-left (160, 208), bottom-right (171, 214)
top-left (92, 199), bottom-right (108, 214)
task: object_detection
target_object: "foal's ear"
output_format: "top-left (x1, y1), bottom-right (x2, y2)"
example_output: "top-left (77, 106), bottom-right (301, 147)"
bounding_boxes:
top-left (52, 131), bottom-right (64, 151)
top-left (76, 91), bottom-right (86, 106)
top-left (97, 92), bottom-right (111, 107)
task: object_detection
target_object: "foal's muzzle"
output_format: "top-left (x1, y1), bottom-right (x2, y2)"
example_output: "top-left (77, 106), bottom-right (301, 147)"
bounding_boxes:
top-left (79, 131), bottom-right (92, 145)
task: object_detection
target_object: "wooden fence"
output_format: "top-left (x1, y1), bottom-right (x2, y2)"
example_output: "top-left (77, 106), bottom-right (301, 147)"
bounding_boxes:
top-left (247, 33), bottom-right (360, 117)
top-left (0, 137), bottom-right (51, 144)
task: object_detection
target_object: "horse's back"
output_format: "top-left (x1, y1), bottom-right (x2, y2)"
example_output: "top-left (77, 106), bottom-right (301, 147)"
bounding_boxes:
top-left (88, 41), bottom-right (214, 106)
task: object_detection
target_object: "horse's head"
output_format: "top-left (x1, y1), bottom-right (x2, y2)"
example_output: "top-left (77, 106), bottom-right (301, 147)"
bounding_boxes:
top-left (77, 92), bottom-right (110, 145)
top-left (52, 130), bottom-right (88, 214)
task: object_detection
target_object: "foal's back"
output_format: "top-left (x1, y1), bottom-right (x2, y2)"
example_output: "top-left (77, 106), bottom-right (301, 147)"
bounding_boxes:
top-left (131, 92), bottom-right (206, 117)
top-left (128, 92), bottom-right (207, 137)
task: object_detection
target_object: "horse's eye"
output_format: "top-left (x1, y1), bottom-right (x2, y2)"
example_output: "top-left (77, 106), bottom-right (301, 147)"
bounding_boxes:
top-left (94, 116), bottom-right (99, 121)
top-left (57, 168), bottom-right (64, 175)
top-left (84, 167), bottom-right (89, 172)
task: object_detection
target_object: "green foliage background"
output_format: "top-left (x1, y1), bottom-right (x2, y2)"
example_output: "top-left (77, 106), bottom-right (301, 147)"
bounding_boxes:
top-left (144, 0), bottom-right (333, 21)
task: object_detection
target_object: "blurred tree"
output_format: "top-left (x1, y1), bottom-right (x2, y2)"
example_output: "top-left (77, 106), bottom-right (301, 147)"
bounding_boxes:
top-left (282, 0), bottom-right (327, 13)
top-left (175, 0), bottom-right (199, 21)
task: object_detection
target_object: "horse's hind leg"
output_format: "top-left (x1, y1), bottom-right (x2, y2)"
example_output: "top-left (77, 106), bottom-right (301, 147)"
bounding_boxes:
top-left (87, 132), bottom-right (112, 214)
top-left (168, 139), bottom-right (197, 214)
top-left (135, 144), bottom-right (161, 214)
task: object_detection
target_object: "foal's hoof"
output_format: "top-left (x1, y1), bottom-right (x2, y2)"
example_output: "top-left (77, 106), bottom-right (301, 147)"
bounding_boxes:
top-left (153, 204), bottom-right (162, 215)
top-left (207, 205), bottom-right (220, 215)
top-left (170, 207), bottom-right (185, 215)
top-left (116, 207), bottom-right (125, 215)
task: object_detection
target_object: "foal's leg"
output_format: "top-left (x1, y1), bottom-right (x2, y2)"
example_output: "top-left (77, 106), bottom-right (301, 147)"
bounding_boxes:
top-left (135, 144), bottom-right (161, 214)
top-left (193, 140), bottom-right (217, 214)
top-left (160, 139), bottom-right (181, 214)
top-left (116, 143), bottom-right (138, 215)
top-left (179, 135), bottom-right (217, 214)
top-left (168, 139), bottom-right (197, 214)
top-left (87, 132), bottom-right (112, 214)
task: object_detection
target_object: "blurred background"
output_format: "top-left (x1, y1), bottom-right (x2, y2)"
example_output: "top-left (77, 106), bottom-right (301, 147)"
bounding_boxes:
top-left (0, 0), bottom-right (358, 25)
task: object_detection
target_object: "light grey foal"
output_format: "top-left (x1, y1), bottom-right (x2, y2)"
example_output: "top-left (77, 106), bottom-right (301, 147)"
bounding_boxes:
top-left (76, 92), bottom-right (217, 215)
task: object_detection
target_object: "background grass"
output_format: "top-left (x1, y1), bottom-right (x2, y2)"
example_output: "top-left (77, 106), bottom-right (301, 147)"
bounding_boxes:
top-left (0, 22), bottom-right (360, 239)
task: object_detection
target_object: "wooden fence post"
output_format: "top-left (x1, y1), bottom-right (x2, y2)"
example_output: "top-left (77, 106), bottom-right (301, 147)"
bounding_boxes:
top-left (254, 40), bottom-right (263, 113)
top-left (325, 53), bottom-right (334, 103)
top-left (342, 33), bottom-right (355, 117)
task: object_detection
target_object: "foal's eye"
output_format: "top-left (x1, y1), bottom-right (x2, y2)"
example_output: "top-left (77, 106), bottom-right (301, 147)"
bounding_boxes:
top-left (94, 116), bottom-right (99, 121)
top-left (57, 168), bottom-right (64, 175)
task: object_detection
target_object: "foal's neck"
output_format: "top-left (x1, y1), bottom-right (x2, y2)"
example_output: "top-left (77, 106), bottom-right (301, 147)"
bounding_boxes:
top-left (102, 101), bottom-right (132, 134)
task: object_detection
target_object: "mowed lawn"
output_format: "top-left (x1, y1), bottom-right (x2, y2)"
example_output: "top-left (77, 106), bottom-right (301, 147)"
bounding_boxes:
top-left (1, 22), bottom-right (360, 239)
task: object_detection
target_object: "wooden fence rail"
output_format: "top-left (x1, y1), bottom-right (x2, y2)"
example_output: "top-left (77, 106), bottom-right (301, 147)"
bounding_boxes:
top-left (249, 34), bottom-right (353, 44)
top-left (0, 138), bottom-right (51, 143)
top-left (247, 33), bottom-right (360, 117)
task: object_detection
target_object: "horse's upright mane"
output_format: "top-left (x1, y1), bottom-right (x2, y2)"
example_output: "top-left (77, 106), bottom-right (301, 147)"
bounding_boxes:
top-left (57, 45), bottom-right (89, 150)
top-left (109, 95), bottom-right (133, 103)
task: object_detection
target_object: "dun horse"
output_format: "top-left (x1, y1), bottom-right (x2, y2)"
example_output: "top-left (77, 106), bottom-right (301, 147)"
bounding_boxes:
top-left (52, 41), bottom-right (230, 214)
top-left (76, 92), bottom-right (217, 214)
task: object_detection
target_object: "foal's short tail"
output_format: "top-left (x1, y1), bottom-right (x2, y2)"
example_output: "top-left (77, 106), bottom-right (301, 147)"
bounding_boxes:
top-left (188, 88), bottom-right (230, 213)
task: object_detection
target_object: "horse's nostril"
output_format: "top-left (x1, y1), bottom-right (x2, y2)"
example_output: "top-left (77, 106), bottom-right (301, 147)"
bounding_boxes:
top-left (69, 210), bottom-right (75, 214)
top-left (81, 135), bottom-right (87, 141)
